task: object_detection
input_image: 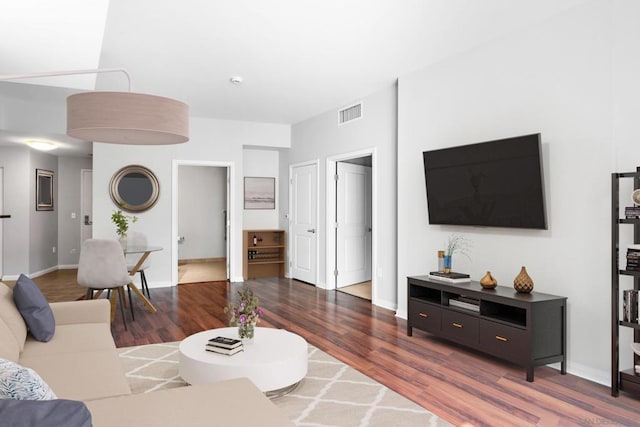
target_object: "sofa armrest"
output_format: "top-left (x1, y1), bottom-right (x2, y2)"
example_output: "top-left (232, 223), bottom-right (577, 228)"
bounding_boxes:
top-left (49, 300), bottom-right (110, 325)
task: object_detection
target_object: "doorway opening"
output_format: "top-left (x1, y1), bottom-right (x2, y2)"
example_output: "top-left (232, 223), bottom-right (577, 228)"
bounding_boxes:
top-left (326, 149), bottom-right (375, 303)
top-left (174, 162), bottom-right (231, 284)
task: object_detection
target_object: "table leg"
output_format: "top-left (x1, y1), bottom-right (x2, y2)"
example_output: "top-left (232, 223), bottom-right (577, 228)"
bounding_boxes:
top-left (128, 282), bottom-right (157, 313)
top-left (127, 251), bottom-right (157, 313)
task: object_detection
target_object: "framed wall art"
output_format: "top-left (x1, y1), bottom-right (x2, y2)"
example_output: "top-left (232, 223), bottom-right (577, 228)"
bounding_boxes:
top-left (36, 169), bottom-right (54, 211)
top-left (244, 177), bottom-right (275, 209)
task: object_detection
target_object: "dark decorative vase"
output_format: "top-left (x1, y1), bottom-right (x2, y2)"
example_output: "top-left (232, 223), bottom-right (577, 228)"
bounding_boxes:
top-left (480, 271), bottom-right (497, 289)
top-left (513, 266), bottom-right (534, 293)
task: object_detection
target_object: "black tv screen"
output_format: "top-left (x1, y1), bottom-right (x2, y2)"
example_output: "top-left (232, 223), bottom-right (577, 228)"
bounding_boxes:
top-left (423, 133), bottom-right (547, 229)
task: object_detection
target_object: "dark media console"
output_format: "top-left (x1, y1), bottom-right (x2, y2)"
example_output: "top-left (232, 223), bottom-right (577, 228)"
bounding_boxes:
top-left (407, 276), bottom-right (567, 382)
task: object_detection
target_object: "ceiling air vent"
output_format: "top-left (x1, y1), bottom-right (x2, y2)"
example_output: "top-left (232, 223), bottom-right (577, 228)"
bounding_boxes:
top-left (338, 103), bottom-right (362, 125)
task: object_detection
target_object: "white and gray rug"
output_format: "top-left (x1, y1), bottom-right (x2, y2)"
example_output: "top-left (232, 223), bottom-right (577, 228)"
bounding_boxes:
top-left (117, 341), bottom-right (450, 427)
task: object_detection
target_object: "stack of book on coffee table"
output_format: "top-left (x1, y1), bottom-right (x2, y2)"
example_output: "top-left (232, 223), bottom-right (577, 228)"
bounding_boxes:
top-left (205, 336), bottom-right (243, 356)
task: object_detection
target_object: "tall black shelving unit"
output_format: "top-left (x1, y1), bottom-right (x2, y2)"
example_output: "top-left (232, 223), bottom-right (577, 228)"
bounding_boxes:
top-left (611, 167), bottom-right (640, 397)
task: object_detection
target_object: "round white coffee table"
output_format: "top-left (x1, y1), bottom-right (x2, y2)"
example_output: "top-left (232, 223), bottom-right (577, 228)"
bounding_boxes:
top-left (179, 327), bottom-right (308, 396)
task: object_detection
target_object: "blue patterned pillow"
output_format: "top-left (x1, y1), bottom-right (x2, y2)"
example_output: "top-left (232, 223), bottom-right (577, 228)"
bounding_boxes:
top-left (0, 358), bottom-right (57, 400)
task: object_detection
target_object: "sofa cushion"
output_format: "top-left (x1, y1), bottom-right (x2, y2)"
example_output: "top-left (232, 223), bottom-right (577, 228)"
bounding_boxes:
top-left (20, 350), bottom-right (131, 401)
top-left (0, 317), bottom-right (19, 362)
top-left (85, 378), bottom-right (294, 427)
top-left (0, 283), bottom-right (27, 351)
top-left (0, 399), bottom-right (91, 427)
top-left (13, 274), bottom-right (55, 342)
top-left (0, 358), bottom-right (57, 400)
top-left (21, 323), bottom-right (116, 359)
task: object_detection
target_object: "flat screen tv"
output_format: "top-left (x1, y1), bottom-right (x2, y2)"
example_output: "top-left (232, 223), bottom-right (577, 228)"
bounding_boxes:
top-left (423, 133), bottom-right (547, 229)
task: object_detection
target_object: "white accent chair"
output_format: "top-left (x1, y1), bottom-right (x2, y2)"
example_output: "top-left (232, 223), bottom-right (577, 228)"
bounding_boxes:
top-left (77, 239), bottom-right (134, 329)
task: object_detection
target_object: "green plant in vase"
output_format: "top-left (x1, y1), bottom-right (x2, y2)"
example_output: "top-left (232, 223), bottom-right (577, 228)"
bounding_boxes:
top-left (444, 234), bottom-right (471, 273)
top-left (111, 209), bottom-right (138, 247)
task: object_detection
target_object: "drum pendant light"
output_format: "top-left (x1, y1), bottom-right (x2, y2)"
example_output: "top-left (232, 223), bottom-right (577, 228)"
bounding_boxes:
top-left (0, 68), bottom-right (189, 145)
top-left (67, 91), bottom-right (189, 144)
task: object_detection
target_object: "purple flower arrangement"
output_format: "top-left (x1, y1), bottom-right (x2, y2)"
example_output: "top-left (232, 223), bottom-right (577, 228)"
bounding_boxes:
top-left (224, 287), bottom-right (263, 340)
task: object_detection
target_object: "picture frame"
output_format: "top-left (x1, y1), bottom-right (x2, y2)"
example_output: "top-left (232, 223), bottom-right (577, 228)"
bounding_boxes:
top-left (244, 177), bottom-right (275, 209)
top-left (36, 169), bottom-right (54, 211)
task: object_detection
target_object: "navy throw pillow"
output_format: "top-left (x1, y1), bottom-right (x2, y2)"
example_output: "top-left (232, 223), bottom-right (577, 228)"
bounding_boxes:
top-left (12, 274), bottom-right (55, 342)
top-left (0, 399), bottom-right (92, 427)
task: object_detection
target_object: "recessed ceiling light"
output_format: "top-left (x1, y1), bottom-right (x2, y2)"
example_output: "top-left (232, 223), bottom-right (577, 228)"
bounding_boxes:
top-left (26, 140), bottom-right (57, 151)
top-left (230, 76), bottom-right (243, 85)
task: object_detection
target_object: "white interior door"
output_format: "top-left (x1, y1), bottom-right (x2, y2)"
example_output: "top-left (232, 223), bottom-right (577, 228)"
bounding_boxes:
top-left (336, 162), bottom-right (372, 287)
top-left (290, 162), bottom-right (317, 284)
top-left (80, 169), bottom-right (93, 242)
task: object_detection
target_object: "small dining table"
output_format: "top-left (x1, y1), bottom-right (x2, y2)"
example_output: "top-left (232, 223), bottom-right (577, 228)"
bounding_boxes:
top-left (123, 245), bottom-right (162, 314)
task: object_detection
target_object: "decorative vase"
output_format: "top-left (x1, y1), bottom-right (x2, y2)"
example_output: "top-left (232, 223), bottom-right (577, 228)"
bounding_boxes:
top-left (443, 255), bottom-right (452, 274)
top-left (238, 321), bottom-right (256, 342)
top-left (513, 266), bottom-right (534, 293)
top-left (118, 236), bottom-right (127, 251)
top-left (480, 271), bottom-right (497, 289)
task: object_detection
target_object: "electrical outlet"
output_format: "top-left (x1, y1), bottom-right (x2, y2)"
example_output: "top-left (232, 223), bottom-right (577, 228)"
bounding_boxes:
top-left (52, 246), bottom-right (56, 253)
top-left (70, 248), bottom-right (77, 254)
top-left (71, 212), bottom-right (76, 219)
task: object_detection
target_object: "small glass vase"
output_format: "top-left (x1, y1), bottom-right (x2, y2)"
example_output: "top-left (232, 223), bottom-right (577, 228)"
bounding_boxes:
top-left (238, 321), bottom-right (256, 342)
top-left (443, 255), bottom-right (452, 273)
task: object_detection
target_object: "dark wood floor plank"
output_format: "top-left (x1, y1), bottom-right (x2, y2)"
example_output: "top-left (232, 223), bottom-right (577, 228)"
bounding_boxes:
top-left (30, 274), bottom-right (640, 425)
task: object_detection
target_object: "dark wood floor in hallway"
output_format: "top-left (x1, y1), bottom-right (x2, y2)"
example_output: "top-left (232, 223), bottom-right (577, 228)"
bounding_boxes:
top-left (106, 278), bottom-right (639, 426)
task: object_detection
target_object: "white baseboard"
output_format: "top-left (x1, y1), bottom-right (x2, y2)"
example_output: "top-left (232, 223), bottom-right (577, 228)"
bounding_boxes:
top-left (395, 309), bottom-right (408, 320)
top-left (374, 298), bottom-right (397, 312)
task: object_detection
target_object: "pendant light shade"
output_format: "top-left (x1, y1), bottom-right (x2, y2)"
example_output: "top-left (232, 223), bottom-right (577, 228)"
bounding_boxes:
top-left (67, 91), bottom-right (189, 144)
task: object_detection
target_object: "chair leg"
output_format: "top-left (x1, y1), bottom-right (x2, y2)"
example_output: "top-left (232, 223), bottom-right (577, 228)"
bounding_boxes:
top-left (140, 270), bottom-right (150, 299)
top-left (127, 285), bottom-right (135, 321)
top-left (86, 288), bottom-right (93, 300)
top-left (116, 287), bottom-right (127, 331)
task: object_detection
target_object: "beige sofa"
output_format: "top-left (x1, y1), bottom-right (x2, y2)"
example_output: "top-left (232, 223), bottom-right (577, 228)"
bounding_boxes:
top-left (0, 283), bottom-right (292, 426)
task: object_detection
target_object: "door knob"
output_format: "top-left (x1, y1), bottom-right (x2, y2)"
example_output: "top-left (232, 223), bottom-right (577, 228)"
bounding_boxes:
top-left (307, 228), bottom-right (316, 233)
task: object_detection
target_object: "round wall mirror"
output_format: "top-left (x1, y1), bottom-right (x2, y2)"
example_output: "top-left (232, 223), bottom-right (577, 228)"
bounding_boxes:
top-left (109, 165), bottom-right (159, 213)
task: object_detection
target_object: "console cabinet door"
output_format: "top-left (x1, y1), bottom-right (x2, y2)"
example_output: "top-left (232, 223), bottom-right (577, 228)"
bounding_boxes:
top-left (440, 310), bottom-right (478, 345)
top-left (408, 300), bottom-right (441, 334)
top-left (478, 320), bottom-right (529, 364)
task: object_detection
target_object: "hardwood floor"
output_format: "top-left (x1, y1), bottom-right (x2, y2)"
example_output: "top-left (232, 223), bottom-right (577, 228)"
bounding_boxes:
top-left (30, 274), bottom-right (640, 426)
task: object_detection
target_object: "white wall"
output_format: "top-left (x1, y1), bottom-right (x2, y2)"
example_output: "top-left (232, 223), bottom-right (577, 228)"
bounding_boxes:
top-left (92, 116), bottom-right (290, 285)
top-left (29, 150), bottom-right (58, 275)
top-left (57, 156), bottom-right (92, 267)
top-left (178, 165), bottom-right (226, 260)
top-left (243, 148), bottom-right (280, 230)
top-left (289, 85), bottom-right (397, 307)
top-left (397, 0), bottom-right (639, 385)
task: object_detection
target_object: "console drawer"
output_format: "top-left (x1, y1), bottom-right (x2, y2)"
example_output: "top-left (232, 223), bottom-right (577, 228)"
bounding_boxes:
top-left (408, 300), bottom-right (441, 334)
top-left (440, 310), bottom-right (478, 345)
top-left (479, 320), bottom-right (529, 364)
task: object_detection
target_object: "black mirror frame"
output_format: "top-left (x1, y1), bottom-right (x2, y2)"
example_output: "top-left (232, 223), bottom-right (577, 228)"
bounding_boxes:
top-left (109, 165), bottom-right (159, 213)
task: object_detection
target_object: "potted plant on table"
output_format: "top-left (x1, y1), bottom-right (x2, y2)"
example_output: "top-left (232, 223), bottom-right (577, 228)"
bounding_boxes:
top-left (224, 287), bottom-right (264, 341)
top-left (111, 209), bottom-right (137, 249)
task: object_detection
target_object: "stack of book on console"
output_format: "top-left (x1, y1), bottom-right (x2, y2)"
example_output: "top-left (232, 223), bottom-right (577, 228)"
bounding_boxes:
top-left (206, 336), bottom-right (244, 356)
top-left (449, 296), bottom-right (481, 313)
top-left (626, 245), bottom-right (640, 271)
top-left (625, 206), bottom-right (640, 219)
top-left (427, 271), bottom-right (471, 283)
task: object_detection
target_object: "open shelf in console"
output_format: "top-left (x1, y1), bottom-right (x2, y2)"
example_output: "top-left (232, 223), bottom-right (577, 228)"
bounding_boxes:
top-left (481, 300), bottom-right (526, 328)
top-left (409, 286), bottom-right (441, 305)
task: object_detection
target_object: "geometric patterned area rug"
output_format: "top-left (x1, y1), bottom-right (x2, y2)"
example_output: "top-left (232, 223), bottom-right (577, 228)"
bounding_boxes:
top-left (117, 342), bottom-right (451, 426)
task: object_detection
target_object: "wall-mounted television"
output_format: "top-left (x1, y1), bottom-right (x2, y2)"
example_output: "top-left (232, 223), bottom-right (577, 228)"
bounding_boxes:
top-left (423, 133), bottom-right (547, 229)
